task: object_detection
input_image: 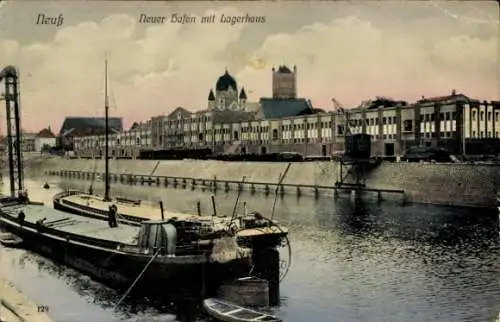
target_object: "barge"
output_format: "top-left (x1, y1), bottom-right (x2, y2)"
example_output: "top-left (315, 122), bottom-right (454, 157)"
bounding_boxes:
top-left (0, 197), bottom-right (252, 302)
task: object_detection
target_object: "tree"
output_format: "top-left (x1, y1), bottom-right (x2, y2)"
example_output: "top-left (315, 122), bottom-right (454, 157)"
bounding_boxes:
top-left (41, 144), bottom-right (51, 155)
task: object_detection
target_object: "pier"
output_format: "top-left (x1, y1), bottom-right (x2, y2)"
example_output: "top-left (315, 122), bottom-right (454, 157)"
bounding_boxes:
top-left (0, 277), bottom-right (52, 322)
top-left (47, 169), bottom-right (406, 202)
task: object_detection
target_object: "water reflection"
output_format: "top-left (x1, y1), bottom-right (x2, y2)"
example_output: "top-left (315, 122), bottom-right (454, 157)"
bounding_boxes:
top-left (2, 178), bottom-right (499, 322)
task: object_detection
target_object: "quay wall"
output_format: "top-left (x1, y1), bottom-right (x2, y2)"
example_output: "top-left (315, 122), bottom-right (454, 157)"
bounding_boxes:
top-left (0, 277), bottom-right (52, 322)
top-left (25, 158), bottom-right (500, 209)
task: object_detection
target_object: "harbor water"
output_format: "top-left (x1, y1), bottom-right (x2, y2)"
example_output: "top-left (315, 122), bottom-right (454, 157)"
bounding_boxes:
top-left (1, 178), bottom-right (500, 322)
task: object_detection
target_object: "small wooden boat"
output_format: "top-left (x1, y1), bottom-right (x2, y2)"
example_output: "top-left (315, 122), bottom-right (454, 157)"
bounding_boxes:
top-left (0, 232), bottom-right (23, 248)
top-left (203, 298), bottom-right (282, 322)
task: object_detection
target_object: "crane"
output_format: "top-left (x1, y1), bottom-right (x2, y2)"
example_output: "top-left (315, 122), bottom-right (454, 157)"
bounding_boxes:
top-left (0, 66), bottom-right (24, 198)
top-left (331, 97), bottom-right (373, 189)
top-left (331, 98), bottom-right (358, 137)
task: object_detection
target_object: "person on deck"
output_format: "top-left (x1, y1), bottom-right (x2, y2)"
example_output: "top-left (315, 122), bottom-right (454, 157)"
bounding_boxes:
top-left (108, 204), bottom-right (118, 228)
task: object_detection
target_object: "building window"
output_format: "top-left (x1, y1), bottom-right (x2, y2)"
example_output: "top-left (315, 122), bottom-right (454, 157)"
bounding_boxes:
top-left (496, 112), bottom-right (499, 122)
top-left (383, 117), bottom-right (387, 125)
top-left (392, 116), bottom-right (396, 124)
top-left (337, 125), bottom-right (344, 135)
top-left (452, 112), bottom-right (457, 120)
top-left (488, 112), bottom-right (492, 121)
top-left (472, 110), bottom-right (477, 121)
top-left (403, 120), bottom-right (413, 132)
top-left (440, 113), bottom-right (444, 120)
top-left (480, 111), bottom-right (484, 121)
top-left (488, 131), bottom-right (491, 137)
top-left (480, 131), bottom-right (484, 138)
top-left (272, 129), bottom-right (278, 140)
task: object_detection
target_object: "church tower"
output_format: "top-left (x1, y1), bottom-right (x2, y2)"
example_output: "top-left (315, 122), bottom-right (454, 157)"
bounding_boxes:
top-left (272, 65), bottom-right (297, 99)
top-left (215, 69), bottom-right (238, 110)
top-left (207, 89), bottom-right (216, 110)
top-left (239, 87), bottom-right (247, 108)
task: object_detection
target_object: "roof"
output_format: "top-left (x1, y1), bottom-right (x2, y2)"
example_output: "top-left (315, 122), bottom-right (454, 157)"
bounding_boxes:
top-left (365, 97), bottom-right (407, 110)
top-left (258, 98), bottom-right (314, 119)
top-left (417, 93), bottom-right (470, 104)
top-left (239, 87), bottom-right (247, 100)
top-left (22, 133), bottom-right (37, 140)
top-left (59, 117), bottom-right (123, 137)
top-left (216, 70), bottom-right (237, 91)
top-left (36, 128), bottom-right (55, 138)
top-left (277, 65), bottom-right (292, 73)
top-left (208, 89), bottom-right (215, 101)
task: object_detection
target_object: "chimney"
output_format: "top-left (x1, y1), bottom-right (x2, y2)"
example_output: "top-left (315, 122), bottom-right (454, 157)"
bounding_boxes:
top-left (451, 89), bottom-right (456, 96)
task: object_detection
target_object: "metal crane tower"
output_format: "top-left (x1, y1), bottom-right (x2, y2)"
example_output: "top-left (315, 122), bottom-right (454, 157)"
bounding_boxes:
top-left (0, 66), bottom-right (24, 198)
top-left (331, 97), bottom-right (375, 191)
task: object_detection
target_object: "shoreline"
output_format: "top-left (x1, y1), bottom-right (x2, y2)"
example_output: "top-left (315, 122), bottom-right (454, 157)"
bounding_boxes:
top-left (0, 276), bottom-right (52, 322)
top-left (23, 157), bottom-right (500, 209)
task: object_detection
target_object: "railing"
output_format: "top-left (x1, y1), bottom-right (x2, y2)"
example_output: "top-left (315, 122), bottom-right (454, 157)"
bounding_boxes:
top-left (47, 169), bottom-right (406, 202)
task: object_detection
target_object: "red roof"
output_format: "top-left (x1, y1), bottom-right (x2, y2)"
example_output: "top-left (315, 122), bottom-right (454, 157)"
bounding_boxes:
top-left (36, 128), bottom-right (55, 138)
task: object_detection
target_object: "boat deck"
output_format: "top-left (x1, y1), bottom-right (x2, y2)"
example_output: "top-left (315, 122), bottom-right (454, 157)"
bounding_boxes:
top-left (60, 194), bottom-right (289, 240)
top-left (63, 193), bottom-right (213, 222)
top-left (1, 204), bottom-right (139, 245)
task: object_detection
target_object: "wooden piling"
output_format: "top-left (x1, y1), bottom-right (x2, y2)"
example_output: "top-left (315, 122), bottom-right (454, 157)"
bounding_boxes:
top-left (211, 195), bottom-right (217, 217)
top-left (197, 201), bottom-right (201, 216)
top-left (159, 201), bottom-right (165, 220)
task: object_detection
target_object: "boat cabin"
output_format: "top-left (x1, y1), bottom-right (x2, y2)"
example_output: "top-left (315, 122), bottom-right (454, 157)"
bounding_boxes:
top-left (137, 220), bottom-right (177, 255)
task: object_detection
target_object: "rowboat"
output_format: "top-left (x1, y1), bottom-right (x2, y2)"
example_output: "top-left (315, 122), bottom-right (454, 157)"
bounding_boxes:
top-left (0, 232), bottom-right (23, 248)
top-left (203, 297), bottom-right (282, 322)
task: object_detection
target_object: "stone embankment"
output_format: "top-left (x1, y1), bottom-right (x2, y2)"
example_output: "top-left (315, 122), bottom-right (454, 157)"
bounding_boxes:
top-left (0, 277), bottom-right (52, 322)
top-left (26, 157), bottom-right (500, 209)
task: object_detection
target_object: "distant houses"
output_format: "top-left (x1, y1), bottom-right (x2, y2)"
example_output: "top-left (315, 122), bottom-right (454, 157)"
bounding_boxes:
top-left (34, 127), bottom-right (57, 152)
top-left (16, 127), bottom-right (57, 153)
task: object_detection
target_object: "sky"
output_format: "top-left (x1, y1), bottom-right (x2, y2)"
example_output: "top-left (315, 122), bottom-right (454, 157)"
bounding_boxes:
top-left (0, 1), bottom-right (498, 133)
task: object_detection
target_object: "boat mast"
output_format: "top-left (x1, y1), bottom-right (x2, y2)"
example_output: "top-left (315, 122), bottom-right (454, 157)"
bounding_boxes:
top-left (104, 56), bottom-right (110, 201)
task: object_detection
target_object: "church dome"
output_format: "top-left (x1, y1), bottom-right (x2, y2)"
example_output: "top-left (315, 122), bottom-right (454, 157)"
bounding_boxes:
top-left (216, 70), bottom-right (237, 91)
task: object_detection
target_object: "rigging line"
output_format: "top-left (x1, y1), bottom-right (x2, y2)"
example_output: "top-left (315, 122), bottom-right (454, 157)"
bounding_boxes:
top-left (114, 246), bottom-right (163, 309)
top-left (271, 163), bottom-right (291, 221)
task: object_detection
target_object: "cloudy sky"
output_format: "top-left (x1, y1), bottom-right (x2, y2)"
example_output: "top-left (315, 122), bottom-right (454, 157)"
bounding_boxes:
top-left (0, 1), bottom-right (498, 132)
